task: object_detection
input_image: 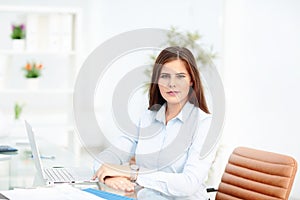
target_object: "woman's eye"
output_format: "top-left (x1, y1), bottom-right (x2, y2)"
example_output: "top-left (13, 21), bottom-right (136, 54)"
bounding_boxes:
top-left (160, 74), bottom-right (170, 79)
top-left (177, 74), bottom-right (185, 78)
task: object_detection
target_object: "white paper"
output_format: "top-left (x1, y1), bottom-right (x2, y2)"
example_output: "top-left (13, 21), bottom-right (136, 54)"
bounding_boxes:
top-left (1, 184), bottom-right (104, 200)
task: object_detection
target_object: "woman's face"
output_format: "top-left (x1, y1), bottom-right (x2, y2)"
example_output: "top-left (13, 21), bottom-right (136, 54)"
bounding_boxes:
top-left (158, 59), bottom-right (192, 106)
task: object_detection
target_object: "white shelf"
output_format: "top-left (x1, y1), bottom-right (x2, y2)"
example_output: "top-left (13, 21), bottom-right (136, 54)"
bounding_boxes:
top-left (12, 120), bottom-right (75, 132)
top-left (0, 5), bottom-right (80, 14)
top-left (0, 5), bottom-right (82, 147)
top-left (0, 89), bottom-right (74, 95)
top-left (0, 49), bottom-right (76, 56)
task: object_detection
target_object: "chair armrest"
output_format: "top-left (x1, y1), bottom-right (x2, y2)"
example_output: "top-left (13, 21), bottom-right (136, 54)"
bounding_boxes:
top-left (206, 187), bottom-right (218, 193)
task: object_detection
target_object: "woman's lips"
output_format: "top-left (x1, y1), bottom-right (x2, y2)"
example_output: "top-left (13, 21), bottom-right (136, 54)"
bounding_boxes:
top-left (166, 91), bottom-right (179, 96)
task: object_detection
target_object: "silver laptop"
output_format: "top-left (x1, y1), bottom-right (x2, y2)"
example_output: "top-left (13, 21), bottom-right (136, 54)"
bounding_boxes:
top-left (25, 120), bottom-right (96, 185)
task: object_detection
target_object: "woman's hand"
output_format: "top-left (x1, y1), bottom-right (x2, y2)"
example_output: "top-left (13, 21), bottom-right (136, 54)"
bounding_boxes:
top-left (104, 177), bottom-right (135, 192)
top-left (92, 163), bottom-right (131, 183)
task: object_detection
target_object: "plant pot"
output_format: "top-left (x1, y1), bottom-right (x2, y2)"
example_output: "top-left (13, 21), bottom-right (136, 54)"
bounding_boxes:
top-left (26, 78), bottom-right (39, 90)
top-left (12, 39), bottom-right (25, 51)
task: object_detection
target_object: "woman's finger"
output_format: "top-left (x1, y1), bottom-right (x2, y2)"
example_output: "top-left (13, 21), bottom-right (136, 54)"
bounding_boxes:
top-left (104, 177), bottom-right (134, 192)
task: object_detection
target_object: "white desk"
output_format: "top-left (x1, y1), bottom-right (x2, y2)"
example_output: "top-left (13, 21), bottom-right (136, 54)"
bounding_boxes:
top-left (0, 136), bottom-right (171, 199)
top-left (0, 135), bottom-right (97, 190)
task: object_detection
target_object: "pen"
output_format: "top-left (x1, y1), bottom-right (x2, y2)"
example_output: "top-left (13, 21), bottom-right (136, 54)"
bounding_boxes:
top-left (31, 154), bottom-right (56, 159)
top-left (40, 155), bottom-right (56, 159)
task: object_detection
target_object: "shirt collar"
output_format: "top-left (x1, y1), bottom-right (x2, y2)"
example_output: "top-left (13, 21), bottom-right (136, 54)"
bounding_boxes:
top-left (155, 101), bottom-right (194, 124)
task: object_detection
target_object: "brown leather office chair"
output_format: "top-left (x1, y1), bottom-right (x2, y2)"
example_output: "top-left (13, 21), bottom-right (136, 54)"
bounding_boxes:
top-left (209, 146), bottom-right (297, 200)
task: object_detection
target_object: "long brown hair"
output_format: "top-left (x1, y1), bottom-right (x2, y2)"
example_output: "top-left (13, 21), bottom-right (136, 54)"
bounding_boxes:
top-left (148, 46), bottom-right (210, 114)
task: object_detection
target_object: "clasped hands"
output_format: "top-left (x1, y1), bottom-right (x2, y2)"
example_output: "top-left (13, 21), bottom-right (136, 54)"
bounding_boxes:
top-left (92, 164), bottom-right (135, 192)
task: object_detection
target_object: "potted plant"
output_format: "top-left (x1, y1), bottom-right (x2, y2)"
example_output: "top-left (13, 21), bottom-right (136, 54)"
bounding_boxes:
top-left (11, 24), bottom-right (26, 50)
top-left (23, 61), bottom-right (43, 78)
top-left (23, 61), bottom-right (43, 90)
top-left (14, 102), bottom-right (25, 120)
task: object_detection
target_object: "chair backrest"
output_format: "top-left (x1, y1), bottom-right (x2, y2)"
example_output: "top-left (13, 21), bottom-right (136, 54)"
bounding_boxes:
top-left (216, 146), bottom-right (297, 200)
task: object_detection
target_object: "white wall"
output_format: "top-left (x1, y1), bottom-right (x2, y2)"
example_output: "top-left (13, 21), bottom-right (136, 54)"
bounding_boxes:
top-left (223, 0), bottom-right (300, 198)
top-left (82, 0), bottom-right (224, 147)
top-left (86, 0), bottom-right (223, 62)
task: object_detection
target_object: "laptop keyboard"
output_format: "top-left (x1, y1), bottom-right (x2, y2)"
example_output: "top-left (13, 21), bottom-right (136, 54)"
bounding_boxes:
top-left (44, 168), bottom-right (75, 182)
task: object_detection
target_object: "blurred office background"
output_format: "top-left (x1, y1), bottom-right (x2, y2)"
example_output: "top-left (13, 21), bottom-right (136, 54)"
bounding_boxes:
top-left (0, 0), bottom-right (300, 198)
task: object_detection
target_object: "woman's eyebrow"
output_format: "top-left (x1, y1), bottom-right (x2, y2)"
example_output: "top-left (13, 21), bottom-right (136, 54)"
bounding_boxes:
top-left (160, 72), bottom-right (187, 75)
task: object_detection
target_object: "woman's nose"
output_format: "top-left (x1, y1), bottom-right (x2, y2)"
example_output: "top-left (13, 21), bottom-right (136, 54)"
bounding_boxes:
top-left (168, 77), bottom-right (176, 88)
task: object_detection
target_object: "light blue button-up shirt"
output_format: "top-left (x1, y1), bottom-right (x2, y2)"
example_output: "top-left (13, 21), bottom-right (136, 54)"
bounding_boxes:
top-left (94, 102), bottom-right (215, 200)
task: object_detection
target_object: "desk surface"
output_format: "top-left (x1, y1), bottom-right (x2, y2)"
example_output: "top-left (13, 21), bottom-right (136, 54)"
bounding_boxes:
top-left (0, 135), bottom-right (101, 190)
top-left (0, 136), bottom-right (169, 199)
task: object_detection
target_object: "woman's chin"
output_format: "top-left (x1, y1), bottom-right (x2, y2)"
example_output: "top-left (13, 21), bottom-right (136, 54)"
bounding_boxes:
top-left (165, 98), bottom-right (186, 106)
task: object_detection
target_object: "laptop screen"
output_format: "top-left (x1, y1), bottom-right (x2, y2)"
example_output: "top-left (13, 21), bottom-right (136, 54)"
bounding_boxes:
top-left (24, 120), bottom-right (46, 180)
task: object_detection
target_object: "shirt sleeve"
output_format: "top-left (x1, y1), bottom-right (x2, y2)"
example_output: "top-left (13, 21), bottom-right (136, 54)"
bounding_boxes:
top-left (93, 110), bottom-right (149, 173)
top-left (136, 117), bottom-right (216, 197)
top-left (93, 134), bottom-right (138, 172)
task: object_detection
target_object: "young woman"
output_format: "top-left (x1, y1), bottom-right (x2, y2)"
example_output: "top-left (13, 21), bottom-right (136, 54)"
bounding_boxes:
top-left (92, 46), bottom-right (215, 199)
